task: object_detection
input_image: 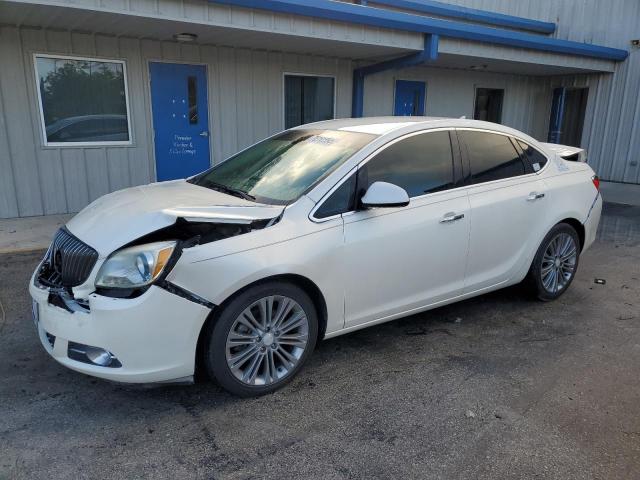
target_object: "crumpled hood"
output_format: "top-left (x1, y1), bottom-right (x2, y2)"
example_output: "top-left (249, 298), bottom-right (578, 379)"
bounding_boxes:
top-left (66, 180), bottom-right (284, 257)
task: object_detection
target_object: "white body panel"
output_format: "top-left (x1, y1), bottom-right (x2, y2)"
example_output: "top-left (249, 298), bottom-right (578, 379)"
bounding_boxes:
top-left (30, 117), bottom-right (602, 383)
top-left (343, 188), bottom-right (470, 327)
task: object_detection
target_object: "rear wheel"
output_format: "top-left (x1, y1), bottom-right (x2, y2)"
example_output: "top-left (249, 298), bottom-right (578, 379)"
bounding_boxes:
top-left (203, 281), bottom-right (318, 397)
top-left (526, 223), bottom-right (580, 301)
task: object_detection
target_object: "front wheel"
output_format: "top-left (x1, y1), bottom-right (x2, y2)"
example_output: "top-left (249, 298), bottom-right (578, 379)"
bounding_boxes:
top-left (203, 281), bottom-right (318, 397)
top-left (526, 223), bottom-right (580, 301)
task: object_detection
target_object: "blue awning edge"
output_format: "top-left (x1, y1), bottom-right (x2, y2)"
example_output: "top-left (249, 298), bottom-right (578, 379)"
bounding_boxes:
top-left (209, 0), bottom-right (628, 62)
top-left (370, 0), bottom-right (556, 34)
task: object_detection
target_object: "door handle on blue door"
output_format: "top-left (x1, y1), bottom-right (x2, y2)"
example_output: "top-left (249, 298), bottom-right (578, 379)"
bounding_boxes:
top-left (199, 131), bottom-right (209, 137)
top-left (527, 192), bottom-right (545, 201)
top-left (440, 212), bottom-right (465, 223)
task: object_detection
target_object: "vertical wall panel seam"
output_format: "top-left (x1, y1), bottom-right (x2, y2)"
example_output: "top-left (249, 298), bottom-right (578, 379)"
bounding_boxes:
top-left (0, 55), bottom-right (20, 218)
top-left (596, 74), bottom-right (617, 181)
top-left (610, 58), bottom-right (633, 180)
top-left (18, 27), bottom-right (46, 215)
top-left (623, 70), bottom-right (640, 183)
top-left (585, 74), bottom-right (600, 168)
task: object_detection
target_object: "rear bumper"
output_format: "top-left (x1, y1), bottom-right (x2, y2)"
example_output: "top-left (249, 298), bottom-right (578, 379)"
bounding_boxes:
top-left (29, 278), bottom-right (211, 383)
top-left (583, 192), bottom-right (602, 252)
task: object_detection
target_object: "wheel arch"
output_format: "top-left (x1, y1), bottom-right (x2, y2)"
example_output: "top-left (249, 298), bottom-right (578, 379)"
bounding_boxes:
top-left (194, 273), bottom-right (328, 377)
top-left (558, 217), bottom-right (585, 250)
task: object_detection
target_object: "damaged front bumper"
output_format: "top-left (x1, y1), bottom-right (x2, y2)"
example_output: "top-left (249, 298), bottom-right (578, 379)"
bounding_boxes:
top-left (29, 276), bottom-right (212, 384)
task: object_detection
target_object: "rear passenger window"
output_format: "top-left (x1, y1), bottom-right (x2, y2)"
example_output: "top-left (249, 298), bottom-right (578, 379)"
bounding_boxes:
top-left (460, 131), bottom-right (525, 184)
top-left (360, 131), bottom-right (455, 198)
top-left (315, 174), bottom-right (356, 219)
top-left (516, 140), bottom-right (548, 172)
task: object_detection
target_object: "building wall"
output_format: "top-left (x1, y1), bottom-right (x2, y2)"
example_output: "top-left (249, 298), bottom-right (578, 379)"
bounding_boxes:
top-left (362, 66), bottom-right (552, 141)
top-left (375, 0), bottom-right (640, 184)
top-left (0, 25), bottom-right (353, 218)
top-left (0, 0), bottom-right (638, 218)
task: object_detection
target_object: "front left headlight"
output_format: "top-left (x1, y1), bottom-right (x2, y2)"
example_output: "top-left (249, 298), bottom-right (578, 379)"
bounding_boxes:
top-left (95, 241), bottom-right (177, 289)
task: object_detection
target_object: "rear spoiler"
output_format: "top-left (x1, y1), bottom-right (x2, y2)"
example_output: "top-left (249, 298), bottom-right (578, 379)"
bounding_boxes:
top-left (540, 142), bottom-right (587, 163)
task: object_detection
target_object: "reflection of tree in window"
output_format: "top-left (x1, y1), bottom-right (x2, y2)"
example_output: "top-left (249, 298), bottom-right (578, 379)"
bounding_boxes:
top-left (37, 57), bottom-right (129, 142)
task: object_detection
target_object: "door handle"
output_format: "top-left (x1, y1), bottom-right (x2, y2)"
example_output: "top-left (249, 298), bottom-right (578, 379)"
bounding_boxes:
top-left (527, 192), bottom-right (545, 201)
top-left (440, 212), bottom-right (465, 223)
top-left (199, 131), bottom-right (209, 137)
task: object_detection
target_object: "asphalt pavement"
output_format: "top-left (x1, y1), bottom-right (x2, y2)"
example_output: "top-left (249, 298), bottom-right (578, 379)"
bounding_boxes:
top-left (1, 203), bottom-right (639, 479)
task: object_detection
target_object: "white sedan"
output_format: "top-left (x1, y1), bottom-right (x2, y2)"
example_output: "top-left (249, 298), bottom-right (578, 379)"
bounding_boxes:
top-left (30, 117), bottom-right (602, 396)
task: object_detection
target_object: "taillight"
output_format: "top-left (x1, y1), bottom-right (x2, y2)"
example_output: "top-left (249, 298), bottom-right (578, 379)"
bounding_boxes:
top-left (592, 175), bottom-right (600, 191)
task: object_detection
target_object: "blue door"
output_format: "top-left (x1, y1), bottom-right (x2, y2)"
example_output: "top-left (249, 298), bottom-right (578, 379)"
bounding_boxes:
top-left (150, 62), bottom-right (210, 181)
top-left (394, 80), bottom-right (426, 116)
top-left (547, 87), bottom-right (566, 143)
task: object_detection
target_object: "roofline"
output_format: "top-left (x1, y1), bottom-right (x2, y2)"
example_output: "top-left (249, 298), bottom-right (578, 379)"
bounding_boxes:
top-left (370, 0), bottom-right (556, 34)
top-left (209, 0), bottom-right (628, 62)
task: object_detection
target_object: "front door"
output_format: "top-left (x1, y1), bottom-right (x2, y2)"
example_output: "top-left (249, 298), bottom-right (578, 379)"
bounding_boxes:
top-left (149, 62), bottom-right (210, 181)
top-left (342, 130), bottom-right (469, 328)
top-left (394, 80), bottom-right (426, 116)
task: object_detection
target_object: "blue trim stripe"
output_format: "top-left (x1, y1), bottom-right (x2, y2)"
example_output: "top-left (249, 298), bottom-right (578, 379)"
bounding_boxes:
top-left (371, 0), bottom-right (556, 34)
top-left (210, 0), bottom-right (628, 61)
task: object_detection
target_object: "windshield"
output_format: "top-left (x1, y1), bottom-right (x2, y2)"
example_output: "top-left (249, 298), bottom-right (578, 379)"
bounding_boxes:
top-left (189, 129), bottom-right (376, 205)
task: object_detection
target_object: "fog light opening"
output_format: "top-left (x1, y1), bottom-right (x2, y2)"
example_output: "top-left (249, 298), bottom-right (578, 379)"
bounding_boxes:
top-left (85, 346), bottom-right (114, 366)
top-left (68, 341), bottom-right (122, 368)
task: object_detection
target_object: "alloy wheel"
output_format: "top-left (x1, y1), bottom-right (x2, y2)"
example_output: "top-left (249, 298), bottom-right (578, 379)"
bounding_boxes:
top-left (225, 295), bottom-right (309, 386)
top-left (541, 232), bottom-right (578, 293)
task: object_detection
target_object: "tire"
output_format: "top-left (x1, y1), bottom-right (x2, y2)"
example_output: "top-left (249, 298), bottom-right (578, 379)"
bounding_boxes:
top-left (525, 222), bottom-right (581, 301)
top-left (203, 281), bottom-right (318, 397)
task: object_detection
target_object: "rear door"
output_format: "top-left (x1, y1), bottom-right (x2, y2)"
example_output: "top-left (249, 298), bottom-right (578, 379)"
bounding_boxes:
top-left (340, 129), bottom-right (470, 327)
top-left (458, 129), bottom-right (548, 293)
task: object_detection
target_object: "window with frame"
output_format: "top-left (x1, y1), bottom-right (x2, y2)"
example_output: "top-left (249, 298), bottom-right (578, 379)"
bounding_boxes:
top-left (35, 55), bottom-right (130, 145)
top-left (358, 131), bottom-right (455, 199)
top-left (314, 174), bottom-right (357, 219)
top-left (460, 130), bottom-right (525, 184)
top-left (474, 88), bottom-right (504, 124)
top-left (284, 75), bottom-right (335, 129)
top-left (516, 139), bottom-right (548, 172)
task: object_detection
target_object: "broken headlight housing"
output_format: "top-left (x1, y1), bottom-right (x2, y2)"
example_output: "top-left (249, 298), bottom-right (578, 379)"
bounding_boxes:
top-left (95, 241), bottom-right (177, 290)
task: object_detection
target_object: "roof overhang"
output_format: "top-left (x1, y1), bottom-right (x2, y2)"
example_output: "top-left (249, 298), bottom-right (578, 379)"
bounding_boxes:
top-left (0, 0), bottom-right (627, 73)
top-left (210, 0), bottom-right (628, 62)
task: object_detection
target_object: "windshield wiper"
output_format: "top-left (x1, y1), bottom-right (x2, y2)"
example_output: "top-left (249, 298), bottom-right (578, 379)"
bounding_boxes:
top-left (204, 181), bottom-right (256, 201)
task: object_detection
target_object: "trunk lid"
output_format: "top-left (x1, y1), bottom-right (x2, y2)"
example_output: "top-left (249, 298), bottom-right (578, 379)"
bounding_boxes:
top-left (540, 143), bottom-right (587, 163)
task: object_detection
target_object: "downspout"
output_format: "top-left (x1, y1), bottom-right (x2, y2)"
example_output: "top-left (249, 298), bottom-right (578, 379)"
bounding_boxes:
top-left (352, 34), bottom-right (439, 117)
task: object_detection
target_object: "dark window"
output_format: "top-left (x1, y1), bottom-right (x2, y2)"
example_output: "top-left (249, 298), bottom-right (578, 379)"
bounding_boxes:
top-left (188, 75), bottom-right (198, 125)
top-left (36, 56), bottom-right (130, 143)
top-left (516, 140), bottom-right (548, 172)
top-left (474, 88), bottom-right (504, 123)
top-left (284, 75), bottom-right (335, 129)
top-left (359, 131), bottom-right (455, 198)
top-left (315, 174), bottom-right (357, 219)
top-left (461, 131), bottom-right (525, 184)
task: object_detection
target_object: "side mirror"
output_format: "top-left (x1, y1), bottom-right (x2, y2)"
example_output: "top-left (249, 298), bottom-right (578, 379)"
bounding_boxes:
top-left (361, 181), bottom-right (410, 208)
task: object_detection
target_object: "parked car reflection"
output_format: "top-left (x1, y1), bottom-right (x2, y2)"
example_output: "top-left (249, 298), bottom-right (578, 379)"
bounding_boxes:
top-left (45, 114), bottom-right (129, 143)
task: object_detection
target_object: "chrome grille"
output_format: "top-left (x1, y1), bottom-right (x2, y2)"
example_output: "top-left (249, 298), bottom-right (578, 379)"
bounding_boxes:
top-left (37, 228), bottom-right (98, 288)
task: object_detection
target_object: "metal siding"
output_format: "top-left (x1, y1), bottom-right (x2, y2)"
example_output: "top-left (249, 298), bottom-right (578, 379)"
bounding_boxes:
top-left (16, 0), bottom-right (424, 50)
top-left (0, 27), bottom-right (45, 217)
top-left (0, 24), bottom-right (355, 217)
top-left (371, 0), bottom-right (640, 182)
top-left (362, 66), bottom-right (552, 140)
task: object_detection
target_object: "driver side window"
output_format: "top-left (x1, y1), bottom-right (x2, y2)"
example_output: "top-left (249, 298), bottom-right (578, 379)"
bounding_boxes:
top-left (358, 130), bottom-right (455, 198)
